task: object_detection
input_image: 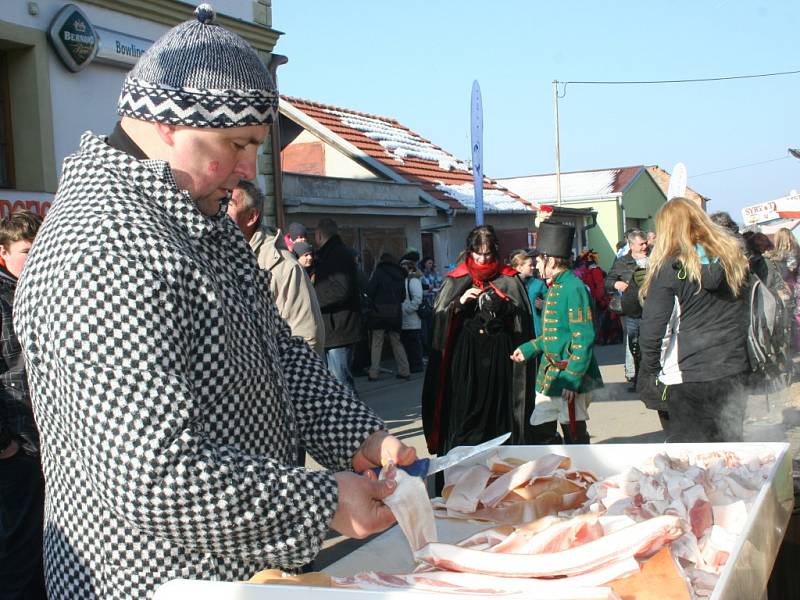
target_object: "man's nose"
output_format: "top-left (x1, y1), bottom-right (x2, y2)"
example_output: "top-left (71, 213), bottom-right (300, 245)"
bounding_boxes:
top-left (235, 160), bottom-right (257, 181)
top-left (235, 148), bottom-right (258, 180)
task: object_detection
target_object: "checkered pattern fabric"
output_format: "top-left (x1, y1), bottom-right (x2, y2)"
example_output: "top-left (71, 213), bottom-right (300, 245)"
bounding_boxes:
top-left (14, 132), bottom-right (383, 599)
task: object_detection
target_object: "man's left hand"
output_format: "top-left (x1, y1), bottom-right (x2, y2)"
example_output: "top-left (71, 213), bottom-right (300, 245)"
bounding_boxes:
top-left (352, 430), bottom-right (417, 474)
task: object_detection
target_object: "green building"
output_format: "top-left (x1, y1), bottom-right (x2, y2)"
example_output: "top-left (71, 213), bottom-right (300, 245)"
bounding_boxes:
top-left (499, 165), bottom-right (708, 270)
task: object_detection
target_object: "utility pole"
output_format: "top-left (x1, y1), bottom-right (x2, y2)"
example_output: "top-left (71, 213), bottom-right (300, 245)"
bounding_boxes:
top-left (553, 80), bottom-right (562, 207)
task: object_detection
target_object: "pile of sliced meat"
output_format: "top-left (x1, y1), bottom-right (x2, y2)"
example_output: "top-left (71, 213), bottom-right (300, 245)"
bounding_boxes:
top-left (332, 450), bottom-right (776, 599)
top-left (571, 450), bottom-right (775, 596)
top-left (336, 511), bottom-right (684, 598)
top-left (432, 452), bottom-right (598, 525)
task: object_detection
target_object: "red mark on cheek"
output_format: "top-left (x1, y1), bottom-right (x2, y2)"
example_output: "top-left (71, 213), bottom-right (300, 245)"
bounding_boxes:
top-left (208, 161), bottom-right (219, 173)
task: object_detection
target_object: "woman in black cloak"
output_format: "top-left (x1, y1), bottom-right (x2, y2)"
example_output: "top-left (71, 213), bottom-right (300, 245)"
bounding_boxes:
top-left (421, 226), bottom-right (535, 474)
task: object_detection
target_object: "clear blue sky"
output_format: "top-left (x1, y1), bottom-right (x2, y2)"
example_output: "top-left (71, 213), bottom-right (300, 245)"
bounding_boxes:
top-left (273, 1), bottom-right (798, 224)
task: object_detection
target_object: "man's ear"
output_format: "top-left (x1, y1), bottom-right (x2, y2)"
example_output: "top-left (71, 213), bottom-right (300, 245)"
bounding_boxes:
top-left (154, 122), bottom-right (177, 146)
top-left (247, 208), bottom-right (261, 229)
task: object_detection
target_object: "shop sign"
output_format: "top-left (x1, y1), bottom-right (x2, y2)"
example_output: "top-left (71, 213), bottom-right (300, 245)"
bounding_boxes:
top-left (0, 191), bottom-right (54, 218)
top-left (48, 4), bottom-right (99, 72)
top-left (95, 27), bottom-right (152, 68)
top-left (742, 201), bottom-right (779, 226)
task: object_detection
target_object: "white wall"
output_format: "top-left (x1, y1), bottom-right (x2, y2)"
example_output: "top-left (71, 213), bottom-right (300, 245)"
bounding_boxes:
top-left (5, 0), bottom-right (259, 178)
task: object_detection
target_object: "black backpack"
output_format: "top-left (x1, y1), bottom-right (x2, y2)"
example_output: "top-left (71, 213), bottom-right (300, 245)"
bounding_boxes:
top-left (746, 274), bottom-right (790, 393)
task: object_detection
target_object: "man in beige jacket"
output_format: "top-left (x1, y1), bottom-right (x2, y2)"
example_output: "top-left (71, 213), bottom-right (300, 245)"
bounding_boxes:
top-left (228, 181), bottom-right (325, 355)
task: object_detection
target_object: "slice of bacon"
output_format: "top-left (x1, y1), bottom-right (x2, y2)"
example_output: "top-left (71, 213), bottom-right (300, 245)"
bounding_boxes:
top-left (479, 454), bottom-right (571, 508)
top-left (380, 465), bottom-right (437, 552)
top-left (446, 464), bottom-right (493, 514)
top-left (490, 514), bottom-right (604, 554)
top-left (457, 525), bottom-right (516, 550)
top-left (510, 475), bottom-right (586, 501)
top-left (414, 515), bottom-right (684, 578)
top-left (334, 569), bottom-right (626, 598)
top-left (449, 489), bottom-right (587, 525)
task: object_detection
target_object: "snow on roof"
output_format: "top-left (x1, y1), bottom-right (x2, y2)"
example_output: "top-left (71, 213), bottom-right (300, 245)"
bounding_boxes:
top-left (434, 182), bottom-right (533, 213)
top-left (499, 166), bottom-right (643, 202)
top-left (282, 96), bottom-right (529, 212)
top-left (323, 109), bottom-right (471, 172)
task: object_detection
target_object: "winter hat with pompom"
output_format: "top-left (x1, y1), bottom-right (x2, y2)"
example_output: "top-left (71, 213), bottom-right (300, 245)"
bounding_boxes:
top-left (117, 3), bottom-right (278, 128)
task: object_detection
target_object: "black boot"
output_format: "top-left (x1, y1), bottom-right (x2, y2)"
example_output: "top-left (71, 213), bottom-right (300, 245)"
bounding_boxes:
top-left (529, 421), bottom-right (563, 444)
top-left (561, 420), bottom-right (590, 444)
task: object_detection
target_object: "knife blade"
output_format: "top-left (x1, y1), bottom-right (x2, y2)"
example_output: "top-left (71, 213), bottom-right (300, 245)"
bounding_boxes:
top-left (371, 432), bottom-right (511, 478)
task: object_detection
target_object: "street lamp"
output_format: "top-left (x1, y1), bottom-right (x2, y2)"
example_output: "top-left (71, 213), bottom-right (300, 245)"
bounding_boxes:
top-left (790, 148), bottom-right (800, 160)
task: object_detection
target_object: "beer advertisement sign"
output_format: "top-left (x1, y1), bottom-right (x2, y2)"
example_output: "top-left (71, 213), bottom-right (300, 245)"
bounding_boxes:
top-left (48, 4), bottom-right (99, 72)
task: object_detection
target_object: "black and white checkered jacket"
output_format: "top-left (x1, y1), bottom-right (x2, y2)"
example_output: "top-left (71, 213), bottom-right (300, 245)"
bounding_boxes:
top-left (14, 132), bottom-right (383, 599)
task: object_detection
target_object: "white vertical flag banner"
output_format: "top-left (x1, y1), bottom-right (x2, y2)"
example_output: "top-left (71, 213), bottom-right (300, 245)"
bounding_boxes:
top-left (667, 162), bottom-right (688, 200)
top-left (471, 80), bottom-right (484, 226)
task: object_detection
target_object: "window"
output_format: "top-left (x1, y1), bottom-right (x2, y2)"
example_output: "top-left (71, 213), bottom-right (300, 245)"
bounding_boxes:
top-left (625, 218), bottom-right (646, 232)
top-left (0, 51), bottom-right (13, 188)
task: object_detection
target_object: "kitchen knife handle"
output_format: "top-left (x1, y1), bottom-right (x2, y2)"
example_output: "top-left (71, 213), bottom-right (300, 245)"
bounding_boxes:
top-left (369, 458), bottom-right (430, 478)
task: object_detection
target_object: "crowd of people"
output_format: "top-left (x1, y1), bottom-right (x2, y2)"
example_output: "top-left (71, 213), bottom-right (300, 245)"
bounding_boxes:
top-left (419, 201), bottom-right (798, 469)
top-left (1, 7), bottom-right (797, 600)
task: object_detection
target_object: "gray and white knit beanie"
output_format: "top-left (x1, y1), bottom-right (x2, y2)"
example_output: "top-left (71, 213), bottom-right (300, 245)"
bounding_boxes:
top-left (117, 3), bottom-right (277, 128)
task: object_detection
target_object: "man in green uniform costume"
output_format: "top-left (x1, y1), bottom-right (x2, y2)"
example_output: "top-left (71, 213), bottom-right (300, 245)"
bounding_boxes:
top-left (511, 222), bottom-right (603, 443)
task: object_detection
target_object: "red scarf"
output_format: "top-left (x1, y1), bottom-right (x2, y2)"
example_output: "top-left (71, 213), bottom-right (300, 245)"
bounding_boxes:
top-left (448, 256), bottom-right (518, 299)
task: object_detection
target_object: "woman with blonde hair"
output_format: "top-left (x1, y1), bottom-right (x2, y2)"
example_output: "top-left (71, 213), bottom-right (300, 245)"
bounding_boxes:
top-left (637, 197), bottom-right (750, 442)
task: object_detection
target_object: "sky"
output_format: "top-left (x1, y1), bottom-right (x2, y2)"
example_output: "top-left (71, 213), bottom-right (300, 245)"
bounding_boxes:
top-left (272, 1), bottom-right (798, 225)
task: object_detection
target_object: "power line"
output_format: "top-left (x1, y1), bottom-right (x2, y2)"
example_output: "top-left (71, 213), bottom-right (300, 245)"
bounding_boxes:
top-left (562, 68), bottom-right (800, 86)
top-left (689, 156), bottom-right (791, 178)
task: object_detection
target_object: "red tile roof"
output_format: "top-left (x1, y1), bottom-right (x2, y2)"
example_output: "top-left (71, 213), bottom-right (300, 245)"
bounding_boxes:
top-left (280, 95), bottom-right (530, 212)
top-left (646, 166), bottom-right (709, 206)
top-left (612, 166), bottom-right (644, 193)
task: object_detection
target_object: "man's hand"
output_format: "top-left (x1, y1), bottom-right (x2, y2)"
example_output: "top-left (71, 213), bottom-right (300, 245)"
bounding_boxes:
top-left (510, 348), bottom-right (527, 363)
top-left (330, 471), bottom-right (397, 539)
top-left (351, 429), bottom-right (416, 474)
top-left (0, 439), bottom-right (19, 460)
top-left (534, 297), bottom-right (543, 310)
top-left (562, 389), bottom-right (577, 405)
top-left (614, 281), bottom-right (628, 292)
top-left (459, 287), bottom-right (481, 305)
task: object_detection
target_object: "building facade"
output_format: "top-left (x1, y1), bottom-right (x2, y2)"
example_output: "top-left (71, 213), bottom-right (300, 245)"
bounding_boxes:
top-left (501, 166), bottom-right (668, 270)
top-left (0, 0), bottom-right (281, 218)
top-left (279, 96), bottom-right (595, 273)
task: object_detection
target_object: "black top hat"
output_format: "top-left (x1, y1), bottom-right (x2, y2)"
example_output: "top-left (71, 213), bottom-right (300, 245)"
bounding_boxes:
top-left (537, 222), bottom-right (575, 258)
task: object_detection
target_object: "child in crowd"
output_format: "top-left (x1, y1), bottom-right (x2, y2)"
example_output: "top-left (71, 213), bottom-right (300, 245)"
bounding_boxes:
top-left (0, 210), bottom-right (45, 600)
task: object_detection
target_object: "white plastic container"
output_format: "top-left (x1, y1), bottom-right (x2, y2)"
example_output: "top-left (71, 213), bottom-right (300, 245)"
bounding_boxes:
top-left (154, 442), bottom-right (793, 600)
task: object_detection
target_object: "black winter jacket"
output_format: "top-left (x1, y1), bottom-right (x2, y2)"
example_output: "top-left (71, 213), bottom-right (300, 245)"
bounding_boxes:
top-left (366, 261), bottom-right (406, 331)
top-left (604, 252), bottom-right (639, 294)
top-left (638, 260), bottom-right (748, 391)
top-left (314, 235), bottom-right (362, 348)
top-left (0, 267), bottom-right (36, 455)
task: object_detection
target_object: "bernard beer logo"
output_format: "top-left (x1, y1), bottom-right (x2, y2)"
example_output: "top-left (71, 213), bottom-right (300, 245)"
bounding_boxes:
top-left (48, 4), bottom-right (98, 72)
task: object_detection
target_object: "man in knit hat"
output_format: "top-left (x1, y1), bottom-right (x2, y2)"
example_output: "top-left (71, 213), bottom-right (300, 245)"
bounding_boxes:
top-left (14, 5), bottom-right (414, 599)
top-left (284, 221), bottom-right (307, 252)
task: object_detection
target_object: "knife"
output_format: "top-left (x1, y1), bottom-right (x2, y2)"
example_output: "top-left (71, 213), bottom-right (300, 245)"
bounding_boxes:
top-left (371, 432), bottom-right (511, 478)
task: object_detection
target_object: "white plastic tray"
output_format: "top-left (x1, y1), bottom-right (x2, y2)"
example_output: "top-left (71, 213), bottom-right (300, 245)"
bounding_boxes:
top-left (154, 442), bottom-right (793, 600)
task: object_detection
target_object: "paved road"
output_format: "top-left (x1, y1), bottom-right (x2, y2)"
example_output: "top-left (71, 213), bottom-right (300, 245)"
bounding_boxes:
top-left (310, 342), bottom-right (664, 468)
